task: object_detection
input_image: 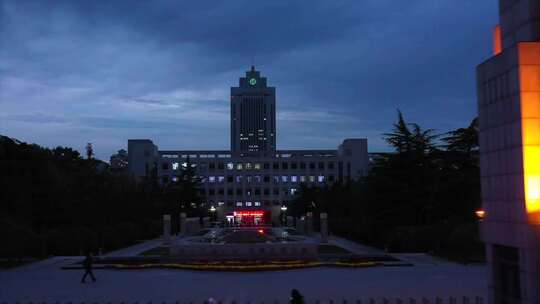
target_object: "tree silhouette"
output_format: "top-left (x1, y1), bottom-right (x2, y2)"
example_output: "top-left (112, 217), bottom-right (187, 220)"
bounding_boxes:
top-left (85, 143), bottom-right (94, 159)
top-left (292, 114), bottom-right (482, 260)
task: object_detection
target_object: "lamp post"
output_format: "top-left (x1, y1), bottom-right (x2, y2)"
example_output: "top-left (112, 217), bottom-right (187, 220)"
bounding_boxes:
top-left (209, 205), bottom-right (217, 222)
top-left (280, 204), bottom-right (288, 226)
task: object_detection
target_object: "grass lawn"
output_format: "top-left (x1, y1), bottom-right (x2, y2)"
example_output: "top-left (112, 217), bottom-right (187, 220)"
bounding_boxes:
top-left (318, 244), bottom-right (351, 254)
top-left (139, 246), bottom-right (170, 256)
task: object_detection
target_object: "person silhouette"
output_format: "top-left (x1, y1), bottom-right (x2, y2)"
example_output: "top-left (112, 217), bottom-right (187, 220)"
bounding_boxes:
top-left (80, 252), bottom-right (96, 283)
top-left (290, 289), bottom-right (304, 304)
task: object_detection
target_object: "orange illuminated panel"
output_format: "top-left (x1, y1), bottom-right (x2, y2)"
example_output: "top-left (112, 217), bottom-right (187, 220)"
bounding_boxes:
top-left (519, 43), bottom-right (540, 216)
top-left (493, 25), bottom-right (502, 55)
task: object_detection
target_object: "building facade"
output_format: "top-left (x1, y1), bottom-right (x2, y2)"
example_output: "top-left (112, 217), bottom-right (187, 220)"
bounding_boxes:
top-left (231, 66), bottom-right (276, 155)
top-left (128, 67), bottom-right (369, 224)
top-left (476, 0), bottom-right (540, 303)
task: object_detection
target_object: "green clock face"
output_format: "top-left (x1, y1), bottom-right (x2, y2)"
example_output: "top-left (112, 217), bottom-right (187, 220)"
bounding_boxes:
top-left (249, 78), bottom-right (257, 86)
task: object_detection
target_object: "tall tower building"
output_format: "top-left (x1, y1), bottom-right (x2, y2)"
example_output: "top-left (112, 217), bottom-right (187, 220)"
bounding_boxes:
top-left (477, 0), bottom-right (540, 303)
top-left (230, 66), bottom-right (276, 156)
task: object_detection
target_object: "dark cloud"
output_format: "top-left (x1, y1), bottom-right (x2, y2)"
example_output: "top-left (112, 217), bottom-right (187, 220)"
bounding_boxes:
top-left (0, 0), bottom-right (498, 160)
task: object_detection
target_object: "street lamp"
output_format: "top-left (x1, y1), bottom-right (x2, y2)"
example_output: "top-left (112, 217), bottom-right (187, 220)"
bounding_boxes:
top-left (209, 205), bottom-right (217, 222)
top-left (475, 209), bottom-right (486, 221)
top-left (280, 204), bottom-right (288, 226)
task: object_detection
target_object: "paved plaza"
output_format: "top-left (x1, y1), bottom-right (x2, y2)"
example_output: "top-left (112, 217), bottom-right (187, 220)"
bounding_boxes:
top-left (0, 238), bottom-right (487, 302)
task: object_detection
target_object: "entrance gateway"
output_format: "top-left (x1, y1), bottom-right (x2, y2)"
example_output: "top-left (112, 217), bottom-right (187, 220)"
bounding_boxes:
top-left (226, 210), bottom-right (270, 226)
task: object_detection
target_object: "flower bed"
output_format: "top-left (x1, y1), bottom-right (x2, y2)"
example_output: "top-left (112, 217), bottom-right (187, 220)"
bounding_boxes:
top-left (63, 259), bottom-right (378, 271)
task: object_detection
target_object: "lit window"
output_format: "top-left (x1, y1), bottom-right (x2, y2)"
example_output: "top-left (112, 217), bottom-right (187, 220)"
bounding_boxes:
top-left (300, 176), bottom-right (306, 182)
top-left (172, 176), bottom-right (179, 182)
top-left (227, 163), bottom-right (234, 170)
top-left (246, 202), bottom-right (252, 207)
top-left (309, 176), bottom-right (315, 182)
top-left (172, 162), bottom-right (179, 170)
top-left (318, 175), bottom-right (325, 183)
top-left (282, 176), bottom-right (288, 183)
top-left (218, 176), bottom-right (225, 183)
top-left (254, 163), bottom-right (261, 170)
top-left (255, 175), bottom-right (262, 183)
top-left (237, 163), bottom-right (243, 170)
top-left (254, 201), bottom-right (261, 206)
top-left (236, 176), bottom-right (243, 183)
top-left (247, 176), bottom-right (252, 183)
top-left (218, 201), bottom-right (225, 206)
top-left (273, 176), bottom-right (280, 183)
top-left (209, 176), bottom-right (216, 183)
top-left (246, 163), bottom-right (253, 170)
top-left (236, 202), bottom-right (243, 207)
top-left (291, 176), bottom-right (298, 183)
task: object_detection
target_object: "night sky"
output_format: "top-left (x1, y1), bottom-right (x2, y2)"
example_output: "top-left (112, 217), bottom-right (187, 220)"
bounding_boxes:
top-left (0, 1), bottom-right (498, 160)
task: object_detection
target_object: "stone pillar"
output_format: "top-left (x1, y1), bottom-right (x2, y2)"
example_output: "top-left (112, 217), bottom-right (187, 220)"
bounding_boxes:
top-left (320, 213), bottom-right (328, 243)
top-left (286, 216), bottom-right (294, 227)
top-left (163, 214), bottom-right (171, 244)
top-left (202, 216), bottom-right (210, 228)
top-left (296, 217), bottom-right (305, 234)
top-left (179, 212), bottom-right (187, 235)
top-left (306, 212), bottom-right (314, 235)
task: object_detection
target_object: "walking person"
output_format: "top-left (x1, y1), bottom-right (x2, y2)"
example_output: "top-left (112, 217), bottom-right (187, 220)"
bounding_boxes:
top-left (81, 252), bottom-right (96, 283)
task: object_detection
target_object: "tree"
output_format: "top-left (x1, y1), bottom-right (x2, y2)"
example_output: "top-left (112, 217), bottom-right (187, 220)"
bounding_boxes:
top-left (290, 114), bottom-right (482, 259)
top-left (442, 117), bottom-right (478, 155)
top-left (161, 157), bottom-right (205, 233)
top-left (0, 135), bottom-right (161, 257)
top-left (383, 110), bottom-right (413, 153)
top-left (178, 157), bottom-right (204, 215)
top-left (85, 143), bottom-right (94, 160)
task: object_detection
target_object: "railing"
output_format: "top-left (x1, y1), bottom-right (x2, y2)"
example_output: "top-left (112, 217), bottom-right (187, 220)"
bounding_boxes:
top-left (0, 297), bottom-right (485, 304)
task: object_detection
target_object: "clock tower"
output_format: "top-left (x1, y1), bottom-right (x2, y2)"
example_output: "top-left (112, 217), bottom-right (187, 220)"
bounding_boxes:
top-left (230, 66), bottom-right (276, 156)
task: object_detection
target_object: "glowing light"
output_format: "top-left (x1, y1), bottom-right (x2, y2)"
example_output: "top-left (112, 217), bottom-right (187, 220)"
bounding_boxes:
top-left (475, 209), bottom-right (486, 220)
top-left (257, 229), bottom-right (264, 234)
top-left (493, 25), bottom-right (502, 55)
top-left (234, 211), bottom-right (265, 217)
top-left (519, 43), bottom-right (540, 216)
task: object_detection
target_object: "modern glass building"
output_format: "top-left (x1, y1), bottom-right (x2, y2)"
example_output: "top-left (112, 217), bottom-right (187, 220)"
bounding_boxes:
top-left (128, 67), bottom-right (369, 224)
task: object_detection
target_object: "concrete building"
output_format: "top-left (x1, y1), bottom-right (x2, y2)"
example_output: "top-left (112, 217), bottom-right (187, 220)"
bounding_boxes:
top-left (231, 66), bottom-right (276, 156)
top-left (128, 67), bottom-right (369, 225)
top-left (476, 0), bottom-right (540, 303)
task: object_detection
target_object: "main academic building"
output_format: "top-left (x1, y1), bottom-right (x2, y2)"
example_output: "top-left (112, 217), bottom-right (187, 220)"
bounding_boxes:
top-left (128, 67), bottom-right (369, 224)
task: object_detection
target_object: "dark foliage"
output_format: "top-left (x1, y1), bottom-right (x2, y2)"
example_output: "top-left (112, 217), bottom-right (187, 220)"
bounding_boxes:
top-left (0, 136), bottom-right (165, 257)
top-left (160, 157), bottom-right (206, 234)
top-left (292, 113), bottom-right (482, 262)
